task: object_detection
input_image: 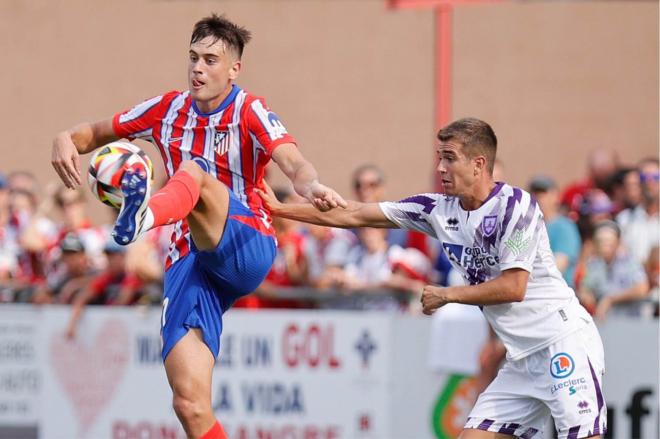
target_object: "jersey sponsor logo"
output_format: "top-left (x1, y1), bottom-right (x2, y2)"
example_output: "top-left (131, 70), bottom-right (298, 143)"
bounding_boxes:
top-left (481, 215), bottom-right (497, 236)
top-left (550, 352), bottom-right (575, 378)
top-left (443, 243), bottom-right (499, 269)
top-left (251, 100), bottom-right (288, 140)
top-left (504, 229), bottom-right (533, 256)
top-left (550, 376), bottom-right (587, 395)
top-left (442, 243), bottom-right (463, 263)
top-left (445, 217), bottom-right (459, 231)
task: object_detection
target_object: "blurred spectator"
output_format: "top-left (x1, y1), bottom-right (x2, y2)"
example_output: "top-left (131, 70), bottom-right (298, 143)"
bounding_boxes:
top-left (51, 186), bottom-right (106, 268)
top-left (645, 246), bottom-right (659, 318)
top-left (326, 227), bottom-right (400, 310)
top-left (31, 232), bottom-right (95, 304)
top-left (65, 240), bottom-right (144, 339)
top-left (9, 185), bottom-right (58, 287)
top-left (616, 158), bottom-right (659, 265)
top-left (326, 228), bottom-right (432, 311)
top-left (573, 188), bottom-right (614, 270)
top-left (265, 187), bottom-right (308, 287)
top-left (529, 175), bottom-right (581, 288)
top-left (386, 244), bottom-right (433, 310)
top-left (124, 225), bottom-right (174, 305)
top-left (0, 173), bottom-right (20, 283)
top-left (352, 163), bottom-right (432, 257)
top-left (343, 228), bottom-right (393, 289)
top-left (577, 221), bottom-right (650, 320)
top-left (352, 164), bottom-right (386, 204)
top-left (7, 170), bottom-right (40, 196)
top-left (561, 148), bottom-right (619, 218)
top-left (609, 167), bottom-right (642, 215)
top-left (303, 223), bottom-right (357, 289)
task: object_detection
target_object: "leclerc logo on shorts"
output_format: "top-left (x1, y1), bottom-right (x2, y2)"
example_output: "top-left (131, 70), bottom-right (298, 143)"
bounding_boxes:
top-left (550, 352), bottom-right (575, 378)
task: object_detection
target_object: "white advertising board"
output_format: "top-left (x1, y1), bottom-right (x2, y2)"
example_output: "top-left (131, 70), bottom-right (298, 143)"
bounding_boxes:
top-left (0, 305), bottom-right (656, 439)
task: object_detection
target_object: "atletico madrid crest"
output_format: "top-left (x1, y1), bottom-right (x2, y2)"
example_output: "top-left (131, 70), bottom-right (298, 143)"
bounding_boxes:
top-left (214, 131), bottom-right (230, 156)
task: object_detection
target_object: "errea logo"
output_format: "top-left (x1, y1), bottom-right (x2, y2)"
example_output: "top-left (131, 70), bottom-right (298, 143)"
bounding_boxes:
top-left (445, 217), bottom-right (459, 231)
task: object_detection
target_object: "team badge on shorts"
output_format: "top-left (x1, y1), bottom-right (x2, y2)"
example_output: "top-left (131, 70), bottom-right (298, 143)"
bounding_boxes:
top-left (550, 352), bottom-right (575, 378)
top-left (481, 215), bottom-right (498, 237)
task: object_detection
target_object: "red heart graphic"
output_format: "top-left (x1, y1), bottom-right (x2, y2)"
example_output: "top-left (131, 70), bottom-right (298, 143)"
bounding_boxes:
top-left (50, 318), bottom-right (130, 437)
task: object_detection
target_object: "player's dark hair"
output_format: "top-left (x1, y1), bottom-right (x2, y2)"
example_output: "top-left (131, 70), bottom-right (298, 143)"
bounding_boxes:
top-left (437, 118), bottom-right (498, 175)
top-left (191, 14), bottom-right (252, 58)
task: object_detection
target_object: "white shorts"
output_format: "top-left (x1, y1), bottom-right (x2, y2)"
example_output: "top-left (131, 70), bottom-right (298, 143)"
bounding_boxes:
top-left (464, 322), bottom-right (606, 439)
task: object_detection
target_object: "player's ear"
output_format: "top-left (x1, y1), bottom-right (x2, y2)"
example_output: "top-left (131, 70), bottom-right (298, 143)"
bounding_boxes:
top-left (474, 156), bottom-right (486, 176)
top-left (229, 59), bottom-right (241, 80)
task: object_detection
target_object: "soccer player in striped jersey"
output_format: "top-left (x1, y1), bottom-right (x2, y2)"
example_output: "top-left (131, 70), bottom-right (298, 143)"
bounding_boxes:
top-left (258, 118), bottom-right (606, 439)
top-left (51, 14), bottom-right (346, 439)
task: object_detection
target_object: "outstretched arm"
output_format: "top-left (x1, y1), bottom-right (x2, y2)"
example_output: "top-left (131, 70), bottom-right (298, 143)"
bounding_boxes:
top-left (52, 119), bottom-right (118, 188)
top-left (257, 183), bottom-right (396, 229)
top-left (421, 268), bottom-right (529, 315)
top-left (271, 143), bottom-right (347, 211)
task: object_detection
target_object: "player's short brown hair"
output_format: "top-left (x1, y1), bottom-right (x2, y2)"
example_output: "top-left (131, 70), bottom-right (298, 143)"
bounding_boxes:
top-left (191, 14), bottom-right (252, 58)
top-left (437, 118), bottom-right (498, 175)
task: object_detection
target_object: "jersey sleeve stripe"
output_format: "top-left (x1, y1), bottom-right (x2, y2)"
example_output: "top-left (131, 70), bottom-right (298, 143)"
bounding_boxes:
top-left (118, 95), bottom-right (163, 124)
top-left (500, 188), bottom-right (523, 238)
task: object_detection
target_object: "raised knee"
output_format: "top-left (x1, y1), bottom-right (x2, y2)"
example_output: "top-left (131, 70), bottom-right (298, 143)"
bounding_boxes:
top-left (179, 160), bottom-right (207, 179)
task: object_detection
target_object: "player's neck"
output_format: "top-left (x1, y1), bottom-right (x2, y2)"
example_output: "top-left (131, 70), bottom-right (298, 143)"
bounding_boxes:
top-left (459, 180), bottom-right (497, 211)
top-left (194, 84), bottom-right (234, 114)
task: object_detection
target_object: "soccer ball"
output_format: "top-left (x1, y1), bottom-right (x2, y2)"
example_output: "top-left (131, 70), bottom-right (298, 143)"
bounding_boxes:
top-left (87, 142), bottom-right (153, 208)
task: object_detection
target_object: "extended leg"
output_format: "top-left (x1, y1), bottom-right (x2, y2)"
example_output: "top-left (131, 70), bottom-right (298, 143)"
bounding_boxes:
top-left (164, 328), bottom-right (227, 439)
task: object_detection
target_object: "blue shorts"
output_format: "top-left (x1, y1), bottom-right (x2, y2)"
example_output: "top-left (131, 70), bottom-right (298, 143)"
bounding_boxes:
top-left (160, 190), bottom-right (276, 361)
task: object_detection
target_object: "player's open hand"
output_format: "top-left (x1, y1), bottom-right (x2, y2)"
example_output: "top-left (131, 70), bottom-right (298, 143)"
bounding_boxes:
top-left (421, 285), bottom-right (451, 315)
top-left (52, 132), bottom-right (82, 189)
top-left (255, 182), bottom-right (283, 212)
top-left (308, 181), bottom-right (348, 212)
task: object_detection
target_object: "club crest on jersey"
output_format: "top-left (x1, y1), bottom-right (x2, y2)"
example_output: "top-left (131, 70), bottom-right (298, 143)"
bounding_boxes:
top-left (214, 131), bottom-right (230, 156)
top-left (481, 215), bottom-right (497, 237)
top-left (550, 352), bottom-right (575, 378)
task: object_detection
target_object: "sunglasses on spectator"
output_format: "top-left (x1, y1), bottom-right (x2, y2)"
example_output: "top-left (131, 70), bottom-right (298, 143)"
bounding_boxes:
top-left (640, 172), bottom-right (660, 183)
top-left (354, 180), bottom-right (382, 190)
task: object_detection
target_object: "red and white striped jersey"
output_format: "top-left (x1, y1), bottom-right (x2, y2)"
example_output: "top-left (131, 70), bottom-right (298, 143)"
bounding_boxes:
top-left (112, 85), bottom-right (296, 269)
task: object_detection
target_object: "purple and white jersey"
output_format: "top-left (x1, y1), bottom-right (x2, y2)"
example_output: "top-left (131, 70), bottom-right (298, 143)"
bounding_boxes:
top-left (379, 182), bottom-right (592, 360)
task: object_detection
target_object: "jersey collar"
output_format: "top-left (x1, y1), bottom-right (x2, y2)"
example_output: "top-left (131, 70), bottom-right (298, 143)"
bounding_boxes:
top-left (191, 84), bottom-right (241, 116)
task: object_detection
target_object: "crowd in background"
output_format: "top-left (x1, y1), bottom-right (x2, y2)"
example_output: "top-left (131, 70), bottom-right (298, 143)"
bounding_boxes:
top-left (0, 149), bottom-right (658, 327)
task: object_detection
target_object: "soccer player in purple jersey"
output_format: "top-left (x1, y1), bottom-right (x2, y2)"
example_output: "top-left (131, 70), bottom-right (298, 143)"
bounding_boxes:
top-left (259, 118), bottom-right (605, 439)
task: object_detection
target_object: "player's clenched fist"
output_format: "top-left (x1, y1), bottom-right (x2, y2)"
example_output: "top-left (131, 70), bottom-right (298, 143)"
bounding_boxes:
top-left (308, 181), bottom-right (348, 212)
top-left (421, 285), bottom-right (451, 315)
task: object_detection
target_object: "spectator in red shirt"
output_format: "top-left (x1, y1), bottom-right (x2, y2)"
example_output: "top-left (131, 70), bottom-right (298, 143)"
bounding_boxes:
top-left (560, 148), bottom-right (619, 219)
